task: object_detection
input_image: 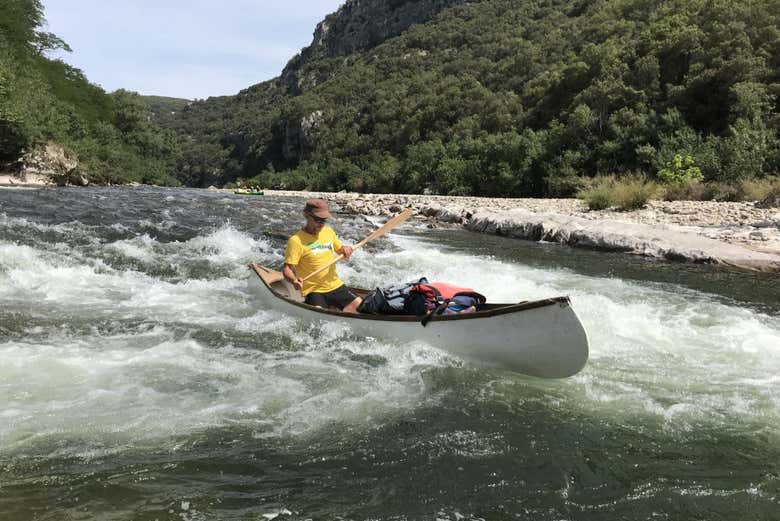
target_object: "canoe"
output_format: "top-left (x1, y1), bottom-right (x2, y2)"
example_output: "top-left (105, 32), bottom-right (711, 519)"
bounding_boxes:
top-left (234, 190), bottom-right (264, 196)
top-left (248, 264), bottom-right (589, 378)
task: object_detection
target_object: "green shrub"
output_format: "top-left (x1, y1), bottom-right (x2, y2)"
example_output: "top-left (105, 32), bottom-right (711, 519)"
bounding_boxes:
top-left (611, 176), bottom-right (658, 210)
top-left (703, 182), bottom-right (741, 202)
top-left (663, 181), bottom-right (756, 202)
top-left (661, 179), bottom-right (780, 202)
top-left (662, 182), bottom-right (709, 201)
top-left (578, 175), bottom-right (658, 210)
top-left (546, 174), bottom-right (588, 197)
top-left (657, 154), bottom-right (704, 185)
top-left (738, 176), bottom-right (780, 202)
top-left (757, 184), bottom-right (780, 208)
top-left (577, 177), bottom-right (615, 211)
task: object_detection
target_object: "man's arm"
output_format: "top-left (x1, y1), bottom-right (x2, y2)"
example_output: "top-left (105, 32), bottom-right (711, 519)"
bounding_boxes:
top-left (331, 231), bottom-right (352, 260)
top-left (283, 263), bottom-right (303, 290)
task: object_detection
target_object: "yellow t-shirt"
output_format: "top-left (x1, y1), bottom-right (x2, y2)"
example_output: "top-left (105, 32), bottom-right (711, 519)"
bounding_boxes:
top-left (284, 226), bottom-right (344, 296)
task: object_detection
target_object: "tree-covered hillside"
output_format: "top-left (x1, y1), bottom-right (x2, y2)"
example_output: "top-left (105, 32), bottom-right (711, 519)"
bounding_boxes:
top-left (167, 0), bottom-right (780, 195)
top-left (2, 0), bottom-right (778, 194)
top-left (142, 95), bottom-right (191, 122)
top-left (0, 0), bottom-right (179, 184)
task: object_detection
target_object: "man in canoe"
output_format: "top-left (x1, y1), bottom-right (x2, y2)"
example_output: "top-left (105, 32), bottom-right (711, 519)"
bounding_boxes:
top-left (283, 198), bottom-right (363, 313)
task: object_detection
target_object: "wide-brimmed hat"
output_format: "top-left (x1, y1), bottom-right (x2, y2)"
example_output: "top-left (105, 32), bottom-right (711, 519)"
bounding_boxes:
top-left (304, 198), bottom-right (332, 218)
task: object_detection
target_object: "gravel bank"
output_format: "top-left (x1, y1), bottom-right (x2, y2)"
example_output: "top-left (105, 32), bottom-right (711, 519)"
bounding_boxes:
top-left (261, 190), bottom-right (780, 272)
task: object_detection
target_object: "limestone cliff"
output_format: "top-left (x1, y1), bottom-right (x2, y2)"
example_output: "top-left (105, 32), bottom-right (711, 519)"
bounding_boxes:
top-left (314, 0), bottom-right (467, 56)
top-left (280, 0), bottom-right (466, 94)
top-left (273, 0), bottom-right (468, 161)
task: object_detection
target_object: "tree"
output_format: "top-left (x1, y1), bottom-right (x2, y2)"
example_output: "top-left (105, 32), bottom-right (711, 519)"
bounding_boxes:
top-left (0, 0), bottom-right (70, 56)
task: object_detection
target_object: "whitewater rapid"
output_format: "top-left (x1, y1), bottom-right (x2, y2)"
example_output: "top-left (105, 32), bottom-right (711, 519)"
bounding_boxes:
top-left (2, 205), bottom-right (779, 466)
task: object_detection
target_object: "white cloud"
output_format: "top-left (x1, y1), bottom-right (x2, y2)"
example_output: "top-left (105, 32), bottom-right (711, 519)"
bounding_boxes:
top-left (41, 0), bottom-right (345, 99)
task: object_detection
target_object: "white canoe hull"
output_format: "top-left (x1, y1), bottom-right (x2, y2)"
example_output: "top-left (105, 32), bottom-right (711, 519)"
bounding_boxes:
top-left (248, 264), bottom-right (589, 378)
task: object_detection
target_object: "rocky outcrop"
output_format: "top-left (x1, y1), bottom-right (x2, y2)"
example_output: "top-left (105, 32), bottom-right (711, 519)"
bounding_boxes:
top-left (313, 0), bottom-right (466, 57)
top-left (282, 110), bottom-right (324, 161)
top-left (1, 142), bottom-right (88, 186)
top-left (280, 0), bottom-right (465, 94)
top-left (465, 208), bottom-right (780, 272)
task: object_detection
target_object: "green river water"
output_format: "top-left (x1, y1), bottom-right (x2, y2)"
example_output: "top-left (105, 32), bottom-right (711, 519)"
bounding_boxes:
top-left (0, 187), bottom-right (778, 520)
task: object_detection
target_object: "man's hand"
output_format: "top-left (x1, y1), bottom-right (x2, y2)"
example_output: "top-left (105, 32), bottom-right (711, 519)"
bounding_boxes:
top-left (291, 277), bottom-right (303, 291)
top-left (340, 245), bottom-right (354, 260)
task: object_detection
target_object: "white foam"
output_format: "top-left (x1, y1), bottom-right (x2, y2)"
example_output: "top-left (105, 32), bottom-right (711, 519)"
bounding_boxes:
top-left (182, 223), bottom-right (270, 264)
top-left (105, 233), bottom-right (160, 262)
top-left (3, 219), bottom-right (780, 458)
top-left (364, 232), bottom-right (780, 426)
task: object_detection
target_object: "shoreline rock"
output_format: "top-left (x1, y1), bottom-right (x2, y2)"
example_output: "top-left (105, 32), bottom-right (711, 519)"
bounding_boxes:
top-left (0, 172), bottom-right (54, 187)
top-left (261, 189), bottom-right (780, 272)
top-left (0, 142), bottom-right (86, 187)
top-left (467, 208), bottom-right (780, 272)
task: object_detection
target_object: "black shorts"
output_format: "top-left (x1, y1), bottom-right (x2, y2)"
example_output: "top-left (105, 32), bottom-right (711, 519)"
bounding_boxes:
top-left (305, 285), bottom-right (358, 309)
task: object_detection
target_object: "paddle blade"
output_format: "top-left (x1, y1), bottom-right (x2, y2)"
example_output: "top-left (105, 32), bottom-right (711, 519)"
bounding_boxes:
top-left (354, 208), bottom-right (414, 249)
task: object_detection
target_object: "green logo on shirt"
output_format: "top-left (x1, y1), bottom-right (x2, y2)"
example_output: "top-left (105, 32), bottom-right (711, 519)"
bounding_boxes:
top-left (307, 241), bottom-right (333, 254)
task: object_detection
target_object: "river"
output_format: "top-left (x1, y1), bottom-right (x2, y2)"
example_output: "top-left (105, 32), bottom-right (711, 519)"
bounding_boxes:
top-left (1, 187), bottom-right (778, 520)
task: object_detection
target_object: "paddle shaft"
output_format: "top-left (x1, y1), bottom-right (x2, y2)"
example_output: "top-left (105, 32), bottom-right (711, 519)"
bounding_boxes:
top-left (300, 208), bottom-right (413, 282)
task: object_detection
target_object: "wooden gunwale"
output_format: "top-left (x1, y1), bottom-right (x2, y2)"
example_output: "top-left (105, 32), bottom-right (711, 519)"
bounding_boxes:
top-left (249, 264), bottom-right (569, 323)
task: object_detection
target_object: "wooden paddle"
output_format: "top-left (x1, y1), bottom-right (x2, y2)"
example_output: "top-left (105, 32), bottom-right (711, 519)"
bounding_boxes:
top-left (301, 207), bottom-right (414, 282)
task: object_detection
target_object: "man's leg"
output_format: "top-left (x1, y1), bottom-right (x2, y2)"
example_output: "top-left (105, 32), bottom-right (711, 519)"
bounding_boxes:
top-left (342, 296), bottom-right (363, 314)
top-left (305, 292), bottom-right (328, 308)
top-left (326, 286), bottom-right (362, 314)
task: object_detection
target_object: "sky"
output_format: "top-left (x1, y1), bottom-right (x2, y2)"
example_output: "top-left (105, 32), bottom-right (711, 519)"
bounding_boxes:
top-left (41, 1), bottom-right (346, 100)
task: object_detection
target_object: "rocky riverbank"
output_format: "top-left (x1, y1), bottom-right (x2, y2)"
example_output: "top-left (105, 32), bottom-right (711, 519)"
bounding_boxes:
top-left (0, 173), bottom-right (50, 186)
top-left (0, 142), bottom-right (87, 187)
top-left (262, 189), bottom-right (780, 272)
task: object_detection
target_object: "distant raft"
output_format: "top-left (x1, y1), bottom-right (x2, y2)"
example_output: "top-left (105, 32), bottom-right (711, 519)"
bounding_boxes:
top-left (234, 190), bottom-right (264, 196)
top-left (248, 264), bottom-right (590, 378)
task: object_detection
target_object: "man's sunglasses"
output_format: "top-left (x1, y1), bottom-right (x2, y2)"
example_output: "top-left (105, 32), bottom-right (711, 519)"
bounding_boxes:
top-left (307, 213), bottom-right (327, 223)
